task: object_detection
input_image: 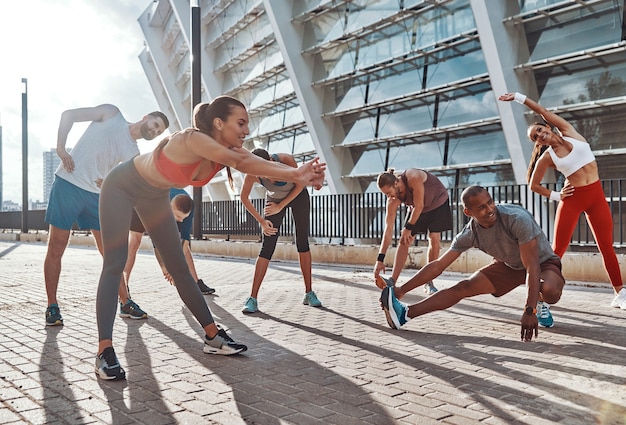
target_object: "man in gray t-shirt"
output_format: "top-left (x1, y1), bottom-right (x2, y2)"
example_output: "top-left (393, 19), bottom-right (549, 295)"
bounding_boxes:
top-left (380, 186), bottom-right (566, 342)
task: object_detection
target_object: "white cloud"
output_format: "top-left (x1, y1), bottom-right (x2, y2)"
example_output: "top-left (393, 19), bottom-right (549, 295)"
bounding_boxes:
top-left (0, 0), bottom-right (159, 206)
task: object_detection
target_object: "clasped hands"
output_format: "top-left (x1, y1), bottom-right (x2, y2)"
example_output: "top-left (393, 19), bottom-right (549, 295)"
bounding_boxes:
top-left (299, 157), bottom-right (326, 190)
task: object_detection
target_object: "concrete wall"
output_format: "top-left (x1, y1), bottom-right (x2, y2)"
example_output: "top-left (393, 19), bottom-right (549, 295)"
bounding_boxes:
top-left (3, 232), bottom-right (621, 287)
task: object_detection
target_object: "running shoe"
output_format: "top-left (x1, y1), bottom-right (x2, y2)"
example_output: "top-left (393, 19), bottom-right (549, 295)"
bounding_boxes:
top-left (119, 300), bottom-right (147, 319)
top-left (95, 347), bottom-right (126, 381)
top-left (197, 279), bottom-right (216, 295)
top-left (45, 304), bottom-right (63, 326)
top-left (203, 328), bottom-right (247, 355)
top-left (610, 289), bottom-right (626, 308)
top-left (423, 281), bottom-right (438, 295)
top-left (303, 291), bottom-right (322, 307)
top-left (381, 286), bottom-right (409, 329)
top-left (536, 301), bottom-right (554, 328)
top-left (242, 297), bottom-right (258, 314)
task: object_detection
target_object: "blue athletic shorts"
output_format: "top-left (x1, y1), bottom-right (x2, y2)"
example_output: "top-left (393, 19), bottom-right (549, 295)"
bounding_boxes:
top-left (45, 176), bottom-right (101, 231)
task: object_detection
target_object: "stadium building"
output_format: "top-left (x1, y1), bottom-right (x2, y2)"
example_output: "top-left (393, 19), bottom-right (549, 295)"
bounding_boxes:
top-left (137, 0), bottom-right (626, 200)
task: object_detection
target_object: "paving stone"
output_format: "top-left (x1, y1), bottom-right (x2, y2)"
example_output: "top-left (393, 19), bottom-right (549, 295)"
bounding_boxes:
top-left (1, 241), bottom-right (625, 425)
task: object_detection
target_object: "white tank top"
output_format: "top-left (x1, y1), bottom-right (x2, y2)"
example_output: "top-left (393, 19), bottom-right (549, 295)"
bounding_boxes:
top-left (546, 136), bottom-right (595, 177)
top-left (55, 111), bottom-right (138, 193)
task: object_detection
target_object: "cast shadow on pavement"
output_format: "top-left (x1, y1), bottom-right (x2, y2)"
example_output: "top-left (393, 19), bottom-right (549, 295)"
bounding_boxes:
top-left (316, 302), bottom-right (626, 425)
top-left (160, 302), bottom-right (396, 424)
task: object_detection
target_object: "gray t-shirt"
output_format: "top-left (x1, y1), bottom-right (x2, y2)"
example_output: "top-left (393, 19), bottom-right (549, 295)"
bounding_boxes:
top-left (450, 204), bottom-right (558, 270)
top-left (258, 154), bottom-right (296, 203)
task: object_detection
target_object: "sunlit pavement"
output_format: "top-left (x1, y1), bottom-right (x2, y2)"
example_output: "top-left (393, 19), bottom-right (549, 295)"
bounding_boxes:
top-left (1, 241), bottom-right (625, 425)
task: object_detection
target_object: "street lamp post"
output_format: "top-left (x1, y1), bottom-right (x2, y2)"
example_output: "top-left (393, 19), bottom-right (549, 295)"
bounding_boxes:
top-left (21, 78), bottom-right (28, 234)
top-left (191, 0), bottom-right (203, 240)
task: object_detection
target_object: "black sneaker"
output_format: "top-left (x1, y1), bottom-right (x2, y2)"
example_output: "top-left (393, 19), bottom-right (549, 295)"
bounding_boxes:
top-left (119, 300), bottom-right (147, 319)
top-left (197, 279), bottom-right (216, 295)
top-left (45, 304), bottom-right (63, 326)
top-left (95, 347), bottom-right (126, 381)
top-left (203, 328), bottom-right (247, 355)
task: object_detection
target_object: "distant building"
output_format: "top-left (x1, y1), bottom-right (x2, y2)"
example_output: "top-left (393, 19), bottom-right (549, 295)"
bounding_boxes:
top-left (43, 148), bottom-right (63, 203)
top-left (2, 200), bottom-right (20, 212)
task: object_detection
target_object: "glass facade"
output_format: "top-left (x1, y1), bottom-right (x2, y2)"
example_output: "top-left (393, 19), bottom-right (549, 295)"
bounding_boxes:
top-left (138, 0), bottom-right (626, 200)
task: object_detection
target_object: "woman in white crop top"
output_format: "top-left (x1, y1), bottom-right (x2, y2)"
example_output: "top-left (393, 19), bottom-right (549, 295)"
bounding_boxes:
top-left (499, 92), bottom-right (625, 309)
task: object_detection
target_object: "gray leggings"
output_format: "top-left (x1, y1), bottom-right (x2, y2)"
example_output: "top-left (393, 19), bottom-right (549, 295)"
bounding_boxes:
top-left (96, 159), bottom-right (214, 341)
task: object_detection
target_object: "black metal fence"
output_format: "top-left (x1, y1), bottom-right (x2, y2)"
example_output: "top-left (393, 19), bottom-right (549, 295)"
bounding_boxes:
top-left (200, 180), bottom-right (626, 249)
top-left (2, 180), bottom-right (625, 250)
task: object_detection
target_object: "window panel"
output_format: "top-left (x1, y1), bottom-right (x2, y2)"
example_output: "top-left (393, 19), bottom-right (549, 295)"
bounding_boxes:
top-left (284, 106), bottom-right (305, 127)
top-left (345, 0), bottom-right (400, 33)
top-left (258, 112), bottom-right (284, 135)
top-left (526, 3), bottom-right (623, 60)
top-left (388, 143), bottom-right (445, 170)
top-left (377, 106), bottom-right (435, 138)
top-left (447, 132), bottom-right (509, 166)
top-left (342, 116), bottom-right (377, 144)
top-left (368, 70), bottom-right (423, 103)
top-left (437, 90), bottom-right (497, 127)
top-left (293, 133), bottom-right (315, 155)
top-left (268, 137), bottom-right (293, 154)
top-left (335, 84), bottom-right (367, 112)
top-left (425, 49), bottom-right (486, 88)
top-left (348, 148), bottom-right (388, 175)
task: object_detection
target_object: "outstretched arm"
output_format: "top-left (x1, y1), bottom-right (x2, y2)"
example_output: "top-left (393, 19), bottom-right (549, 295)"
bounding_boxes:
top-left (189, 133), bottom-right (326, 187)
top-left (498, 93), bottom-right (585, 141)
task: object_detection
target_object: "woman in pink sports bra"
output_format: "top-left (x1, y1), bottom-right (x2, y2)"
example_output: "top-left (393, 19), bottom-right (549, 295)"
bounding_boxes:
top-left (93, 96), bottom-right (326, 381)
top-left (499, 92), bottom-right (625, 310)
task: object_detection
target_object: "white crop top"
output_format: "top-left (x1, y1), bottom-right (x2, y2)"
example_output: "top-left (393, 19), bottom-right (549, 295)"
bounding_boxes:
top-left (546, 136), bottom-right (595, 177)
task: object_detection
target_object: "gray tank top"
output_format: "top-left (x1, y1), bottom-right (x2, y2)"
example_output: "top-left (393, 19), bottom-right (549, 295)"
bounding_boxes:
top-left (258, 154), bottom-right (296, 202)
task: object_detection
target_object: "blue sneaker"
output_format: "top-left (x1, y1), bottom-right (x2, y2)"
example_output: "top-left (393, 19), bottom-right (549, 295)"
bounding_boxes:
top-left (242, 297), bottom-right (258, 314)
top-left (45, 304), bottom-right (63, 326)
top-left (303, 291), bottom-right (322, 307)
top-left (536, 301), bottom-right (554, 328)
top-left (381, 287), bottom-right (409, 329)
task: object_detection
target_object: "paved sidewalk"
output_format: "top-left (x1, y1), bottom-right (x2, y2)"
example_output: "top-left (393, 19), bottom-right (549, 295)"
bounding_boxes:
top-left (0, 241), bottom-right (625, 425)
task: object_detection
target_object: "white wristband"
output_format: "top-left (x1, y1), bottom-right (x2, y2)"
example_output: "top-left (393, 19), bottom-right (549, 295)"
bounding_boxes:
top-left (514, 92), bottom-right (527, 104)
top-left (549, 191), bottom-right (561, 202)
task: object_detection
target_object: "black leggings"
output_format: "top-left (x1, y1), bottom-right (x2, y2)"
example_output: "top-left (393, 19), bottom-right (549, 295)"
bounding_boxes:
top-left (259, 189), bottom-right (310, 260)
top-left (96, 159), bottom-right (214, 341)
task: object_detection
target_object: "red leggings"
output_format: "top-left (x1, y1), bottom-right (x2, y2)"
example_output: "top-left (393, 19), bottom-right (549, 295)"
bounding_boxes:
top-left (553, 180), bottom-right (622, 288)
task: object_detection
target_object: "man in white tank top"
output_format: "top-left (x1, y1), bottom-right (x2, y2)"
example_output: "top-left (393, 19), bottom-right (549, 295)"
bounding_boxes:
top-left (43, 104), bottom-right (168, 327)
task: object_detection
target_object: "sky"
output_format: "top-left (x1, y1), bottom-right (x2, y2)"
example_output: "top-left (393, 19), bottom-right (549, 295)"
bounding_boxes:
top-left (0, 0), bottom-right (163, 206)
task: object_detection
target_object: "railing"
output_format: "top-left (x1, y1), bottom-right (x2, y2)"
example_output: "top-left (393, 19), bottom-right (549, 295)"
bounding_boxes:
top-left (2, 180), bottom-right (625, 250)
top-left (201, 180), bottom-right (626, 249)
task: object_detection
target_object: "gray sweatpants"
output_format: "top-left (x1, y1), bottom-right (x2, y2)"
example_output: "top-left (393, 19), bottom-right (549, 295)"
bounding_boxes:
top-left (96, 159), bottom-right (214, 341)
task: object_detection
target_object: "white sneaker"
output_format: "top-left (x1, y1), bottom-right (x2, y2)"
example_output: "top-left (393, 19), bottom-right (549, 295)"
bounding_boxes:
top-left (610, 289), bottom-right (626, 308)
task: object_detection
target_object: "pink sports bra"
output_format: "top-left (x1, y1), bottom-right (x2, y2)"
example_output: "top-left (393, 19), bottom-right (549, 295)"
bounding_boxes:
top-left (154, 131), bottom-right (223, 187)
